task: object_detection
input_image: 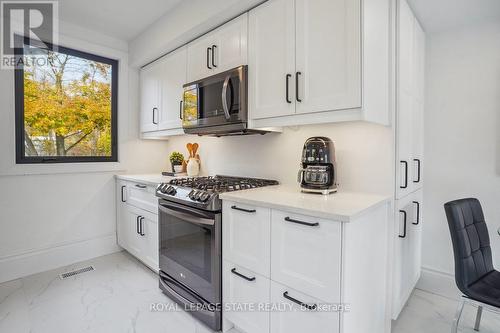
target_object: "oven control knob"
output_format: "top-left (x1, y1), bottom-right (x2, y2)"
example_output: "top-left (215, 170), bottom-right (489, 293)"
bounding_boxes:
top-left (200, 192), bottom-right (210, 202)
top-left (188, 190), bottom-right (196, 200)
top-left (194, 191), bottom-right (202, 200)
top-left (166, 186), bottom-right (176, 195)
top-left (160, 184), bottom-right (168, 193)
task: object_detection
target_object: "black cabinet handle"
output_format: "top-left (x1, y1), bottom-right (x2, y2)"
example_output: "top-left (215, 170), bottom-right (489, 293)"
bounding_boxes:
top-left (285, 74), bottom-right (292, 103)
top-left (231, 205), bottom-right (256, 213)
top-left (413, 159), bottom-right (421, 183)
top-left (399, 210), bottom-right (407, 238)
top-left (152, 107), bottom-right (158, 124)
top-left (230, 268), bottom-right (255, 281)
top-left (295, 72), bottom-right (302, 102)
top-left (206, 47), bottom-right (212, 69)
top-left (400, 161), bottom-right (408, 189)
top-left (121, 185), bottom-right (126, 202)
top-left (139, 217), bottom-right (145, 236)
top-left (136, 216), bottom-right (141, 235)
top-left (413, 201), bottom-right (420, 225)
top-left (135, 184), bottom-right (147, 189)
top-left (211, 45), bottom-right (217, 68)
top-left (284, 216), bottom-right (319, 227)
top-left (179, 100), bottom-right (183, 119)
top-left (283, 291), bottom-right (317, 310)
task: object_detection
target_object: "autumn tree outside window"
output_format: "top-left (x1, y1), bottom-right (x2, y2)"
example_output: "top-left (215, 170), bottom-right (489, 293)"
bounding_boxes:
top-left (14, 36), bottom-right (118, 163)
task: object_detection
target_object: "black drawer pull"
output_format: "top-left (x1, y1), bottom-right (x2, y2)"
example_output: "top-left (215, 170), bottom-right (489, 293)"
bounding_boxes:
top-left (399, 210), bottom-right (407, 238)
top-left (413, 159), bottom-right (421, 183)
top-left (206, 47), bottom-right (212, 69)
top-left (135, 184), bottom-right (147, 189)
top-left (400, 161), bottom-right (408, 189)
top-left (139, 217), bottom-right (145, 236)
top-left (136, 216), bottom-right (141, 235)
top-left (285, 74), bottom-right (292, 103)
top-left (231, 205), bottom-right (256, 213)
top-left (412, 201), bottom-right (420, 225)
top-left (295, 72), bottom-right (302, 102)
top-left (121, 185), bottom-right (126, 202)
top-left (283, 291), bottom-right (317, 310)
top-left (284, 216), bottom-right (319, 227)
top-left (231, 268), bottom-right (255, 281)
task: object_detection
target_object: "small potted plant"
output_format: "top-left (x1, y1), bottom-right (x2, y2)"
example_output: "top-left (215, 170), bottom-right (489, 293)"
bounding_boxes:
top-left (169, 152), bottom-right (184, 173)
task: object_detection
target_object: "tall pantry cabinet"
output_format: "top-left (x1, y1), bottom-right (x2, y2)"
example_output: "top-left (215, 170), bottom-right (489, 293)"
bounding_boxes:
top-left (392, 0), bottom-right (425, 320)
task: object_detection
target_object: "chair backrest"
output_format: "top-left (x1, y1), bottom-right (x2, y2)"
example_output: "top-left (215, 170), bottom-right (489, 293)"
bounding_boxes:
top-left (444, 198), bottom-right (494, 293)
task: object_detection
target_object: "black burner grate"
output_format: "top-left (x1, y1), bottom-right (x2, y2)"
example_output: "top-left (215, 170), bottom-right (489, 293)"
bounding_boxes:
top-left (169, 176), bottom-right (278, 193)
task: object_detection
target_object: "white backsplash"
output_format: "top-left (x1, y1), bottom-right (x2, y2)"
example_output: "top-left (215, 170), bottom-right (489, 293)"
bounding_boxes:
top-left (165, 121), bottom-right (393, 194)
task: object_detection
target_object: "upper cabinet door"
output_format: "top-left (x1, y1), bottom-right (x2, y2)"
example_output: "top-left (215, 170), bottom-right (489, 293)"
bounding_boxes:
top-left (186, 33), bottom-right (216, 83)
top-left (186, 14), bottom-right (248, 83)
top-left (295, 0), bottom-right (362, 114)
top-left (158, 46), bottom-right (187, 131)
top-left (140, 62), bottom-right (161, 133)
top-left (212, 14), bottom-right (248, 74)
top-left (248, 0), bottom-right (295, 119)
top-left (398, 0), bottom-right (414, 96)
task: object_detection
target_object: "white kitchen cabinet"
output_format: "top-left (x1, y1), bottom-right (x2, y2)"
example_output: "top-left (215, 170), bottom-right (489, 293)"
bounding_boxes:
top-left (270, 210), bottom-right (341, 303)
top-left (392, 189), bottom-right (423, 319)
top-left (295, 0), bottom-right (361, 114)
top-left (270, 281), bottom-right (340, 333)
top-left (221, 197), bottom-right (390, 333)
top-left (223, 201), bottom-right (271, 277)
top-left (395, 0), bottom-right (425, 198)
top-left (116, 180), bottom-right (159, 272)
top-left (248, 0), bottom-right (295, 119)
top-left (187, 14), bottom-right (248, 83)
top-left (223, 261), bottom-right (270, 333)
top-left (116, 180), bottom-right (128, 248)
top-left (249, 0), bottom-right (361, 122)
top-left (140, 62), bottom-right (162, 133)
top-left (140, 47), bottom-right (187, 138)
top-left (158, 46), bottom-right (186, 132)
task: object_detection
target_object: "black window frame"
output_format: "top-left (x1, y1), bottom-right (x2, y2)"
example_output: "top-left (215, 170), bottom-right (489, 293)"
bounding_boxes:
top-left (14, 35), bottom-right (118, 164)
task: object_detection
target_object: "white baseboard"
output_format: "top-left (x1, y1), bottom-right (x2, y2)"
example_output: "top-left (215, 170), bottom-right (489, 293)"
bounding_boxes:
top-left (0, 234), bottom-right (121, 283)
top-left (416, 266), bottom-right (461, 300)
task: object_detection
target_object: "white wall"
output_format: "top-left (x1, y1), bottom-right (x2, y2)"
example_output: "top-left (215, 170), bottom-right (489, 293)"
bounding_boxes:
top-left (165, 122), bottom-right (393, 194)
top-left (0, 22), bottom-right (169, 283)
top-left (419, 20), bottom-right (500, 296)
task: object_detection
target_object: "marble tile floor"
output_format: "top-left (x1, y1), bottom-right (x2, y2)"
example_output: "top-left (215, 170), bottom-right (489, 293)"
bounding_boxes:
top-left (393, 289), bottom-right (500, 333)
top-left (1, 251), bottom-right (500, 333)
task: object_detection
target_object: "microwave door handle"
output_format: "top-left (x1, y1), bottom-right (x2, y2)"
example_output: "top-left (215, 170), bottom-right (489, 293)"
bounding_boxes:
top-left (222, 75), bottom-right (231, 120)
top-left (159, 204), bottom-right (215, 226)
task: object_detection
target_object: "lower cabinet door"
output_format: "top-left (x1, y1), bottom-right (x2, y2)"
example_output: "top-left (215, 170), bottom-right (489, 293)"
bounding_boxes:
top-left (223, 261), bottom-right (270, 333)
top-left (270, 281), bottom-right (339, 333)
top-left (139, 210), bottom-right (159, 271)
top-left (271, 210), bottom-right (342, 303)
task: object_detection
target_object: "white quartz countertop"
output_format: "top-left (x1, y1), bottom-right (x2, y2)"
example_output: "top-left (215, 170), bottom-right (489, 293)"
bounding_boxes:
top-left (219, 185), bottom-right (391, 222)
top-left (115, 174), bottom-right (174, 186)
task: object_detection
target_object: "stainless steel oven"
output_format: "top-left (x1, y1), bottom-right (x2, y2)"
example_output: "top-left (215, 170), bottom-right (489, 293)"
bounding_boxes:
top-left (158, 199), bottom-right (221, 331)
top-left (182, 66), bottom-right (250, 135)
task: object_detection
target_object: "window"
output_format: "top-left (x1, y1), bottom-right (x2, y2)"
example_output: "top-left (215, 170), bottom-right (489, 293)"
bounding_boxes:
top-left (14, 36), bottom-right (118, 163)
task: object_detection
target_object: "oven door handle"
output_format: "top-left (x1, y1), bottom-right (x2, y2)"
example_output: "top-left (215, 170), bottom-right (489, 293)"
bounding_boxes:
top-left (159, 272), bottom-right (215, 314)
top-left (159, 204), bottom-right (215, 226)
top-left (221, 75), bottom-right (231, 120)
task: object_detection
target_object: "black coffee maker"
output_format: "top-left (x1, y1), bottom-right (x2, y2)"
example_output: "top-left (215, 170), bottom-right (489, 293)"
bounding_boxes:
top-left (297, 137), bottom-right (337, 194)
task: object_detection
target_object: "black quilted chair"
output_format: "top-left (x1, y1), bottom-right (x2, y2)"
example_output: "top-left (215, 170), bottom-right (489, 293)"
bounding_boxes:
top-left (444, 198), bottom-right (500, 332)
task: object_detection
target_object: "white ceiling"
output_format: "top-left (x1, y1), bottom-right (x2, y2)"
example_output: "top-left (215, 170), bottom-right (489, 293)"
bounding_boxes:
top-left (408, 0), bottom-right (500, 33)
top-left (58, 0), bottom-right (183, 41)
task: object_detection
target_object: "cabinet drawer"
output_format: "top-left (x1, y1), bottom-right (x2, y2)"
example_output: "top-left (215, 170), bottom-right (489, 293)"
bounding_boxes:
top-left (223, 201), bottom-right (271, 277)
top-left (271, 210), bottom-right (341, 303)
top-left (270, 280), bottom-right (339, 333)
top-left (223, 261), bottom-right (270, 333)
top-left (127, 182), bottom-right (158, 214)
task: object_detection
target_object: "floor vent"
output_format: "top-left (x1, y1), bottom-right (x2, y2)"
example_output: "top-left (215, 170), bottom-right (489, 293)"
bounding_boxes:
top-left (59, 266), bottom-right (95, 279)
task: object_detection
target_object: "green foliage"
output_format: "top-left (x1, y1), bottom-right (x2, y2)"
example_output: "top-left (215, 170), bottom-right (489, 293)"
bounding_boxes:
top-left (169, 151), bottom-right (184, 164)
top-left (23, 49), bottom-right (112, 157)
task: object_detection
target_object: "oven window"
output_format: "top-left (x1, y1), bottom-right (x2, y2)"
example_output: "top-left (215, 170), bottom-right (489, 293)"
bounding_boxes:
top-left (160, 213), bottom-right (213, 283)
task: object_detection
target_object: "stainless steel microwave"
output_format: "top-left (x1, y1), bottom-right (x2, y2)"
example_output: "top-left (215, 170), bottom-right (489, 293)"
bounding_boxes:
top-left (182, 66), bottom-right (256, 136)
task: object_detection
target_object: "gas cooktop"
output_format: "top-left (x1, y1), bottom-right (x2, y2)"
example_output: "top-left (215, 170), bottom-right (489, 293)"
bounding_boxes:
top-left (156, 175), bottom-right (279, 211)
